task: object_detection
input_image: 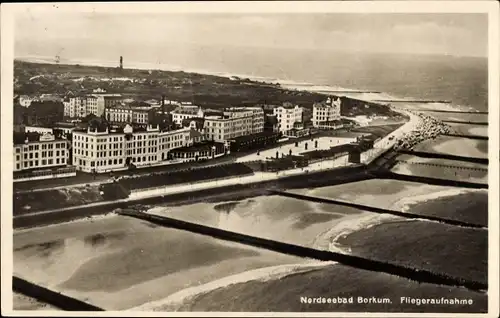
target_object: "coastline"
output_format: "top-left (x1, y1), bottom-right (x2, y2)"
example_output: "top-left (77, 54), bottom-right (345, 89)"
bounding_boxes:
top-left (131, 260), bottom-right (337, 312)
top-left (12, 56), bottom-right (488, 312)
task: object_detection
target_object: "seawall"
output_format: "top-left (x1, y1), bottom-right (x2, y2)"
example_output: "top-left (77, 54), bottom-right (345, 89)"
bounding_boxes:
top-left (14, 165), bottom-right (371, 229)
top-left (374, 171), bottom-right (488, 189)
top-left (396, 149), bottom-right (488, 165)
top-left (442, 133), bottom-right (488, 141)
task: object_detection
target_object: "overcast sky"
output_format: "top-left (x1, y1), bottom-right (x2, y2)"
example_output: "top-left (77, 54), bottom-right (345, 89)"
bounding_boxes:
top-left (15, 12), bottom-right (488, 58)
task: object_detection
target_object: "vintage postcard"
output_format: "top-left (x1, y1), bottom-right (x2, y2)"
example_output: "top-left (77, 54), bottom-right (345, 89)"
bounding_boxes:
top-left (1, 1), bottom-right (499, 317)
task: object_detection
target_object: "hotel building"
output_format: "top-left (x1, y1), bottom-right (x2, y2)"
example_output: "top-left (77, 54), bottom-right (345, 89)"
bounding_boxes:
top-left (106, 104), bottom-right (151, 124)
top-left (64, 95), bottom-right (122, 118)
top-left (273, 103), bottom-right (303, 136)
top-left (72, 124), bottom-right (194, 173)
top-left (203, 107), bottom-right (264, 142)
top-left (13, 132), bottom-right (69, 172)
top-left (171, 105), bottom-right (204, 125)
top-left (312, 96), bottom-right (342, 129)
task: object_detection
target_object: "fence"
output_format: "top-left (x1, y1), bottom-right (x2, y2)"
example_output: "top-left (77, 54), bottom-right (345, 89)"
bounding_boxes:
top-left (395, 160), bottom-right (488, 172)
top-left (129, 172), bottom-right (256, 194)
top-left (13, 167), bottom-right (77, 182)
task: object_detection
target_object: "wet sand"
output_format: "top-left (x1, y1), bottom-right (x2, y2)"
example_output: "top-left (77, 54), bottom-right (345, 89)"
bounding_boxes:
top-left (447, 123), bottom-right (488, 137)
top-left (413, 136), bottom-right (488, 158)
top-left (392, 154), bottom-right (488, 184)
top-left (14, 215), bottom-right (307, 310)
top-left (13, 292), bottom-right (59, 311)
top-left (146, 195), bottom-right (365, 252)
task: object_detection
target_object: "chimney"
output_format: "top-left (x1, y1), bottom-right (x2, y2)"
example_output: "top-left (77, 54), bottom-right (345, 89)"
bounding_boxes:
top-left (161, 95), bottom-right (165, 115)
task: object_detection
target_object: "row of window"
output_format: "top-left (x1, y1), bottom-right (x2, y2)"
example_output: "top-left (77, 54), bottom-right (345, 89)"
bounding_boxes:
top-left (17, 158), bottom-right (66, 169)
top-left (18, 150), bottom-right (65, 161)
top-left (19, 142), bottom-right (66, 152)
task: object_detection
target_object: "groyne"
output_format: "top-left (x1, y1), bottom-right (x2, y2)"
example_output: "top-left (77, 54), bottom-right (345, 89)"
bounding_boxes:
top-left (13, 276), bottom-right (103, 311)
top-left (373, 171), bottom-right (488, 189)
top-left (442, 133), bottom-right (488, 141)
top-left (118, 210), bottom-right (487, 292)
top-left (373, 99), bottom-right (452, 103)
top-left (396, 149), bottom-right (488, 165)
top-left (271, 190), bottom-right (486, 229)
top-left (412, 109), bottom-right (488, 115)
top-left (14, 165), bottom-right (372, 229)
top-left (442, 120), bottom-right (488, 126)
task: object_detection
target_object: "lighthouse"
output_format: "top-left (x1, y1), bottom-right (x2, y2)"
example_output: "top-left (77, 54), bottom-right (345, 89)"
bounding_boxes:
top-left (119, 56), bottom-right (123, 70)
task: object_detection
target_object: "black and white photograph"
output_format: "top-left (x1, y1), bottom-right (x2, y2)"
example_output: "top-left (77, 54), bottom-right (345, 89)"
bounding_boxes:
top-left (1, 1), bottom-right (499, 316)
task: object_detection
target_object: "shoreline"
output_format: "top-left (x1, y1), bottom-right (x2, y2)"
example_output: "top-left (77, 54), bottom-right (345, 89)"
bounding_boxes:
top-left (131, 260), bottom-right (337, 312)
top-left (15, 55), bottom-right (470, 109)
top-left (12, 56), bottom-right (486, 311)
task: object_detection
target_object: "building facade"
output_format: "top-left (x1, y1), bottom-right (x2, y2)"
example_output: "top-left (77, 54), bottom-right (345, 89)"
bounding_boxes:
top-left (273, 103), bottom-right (303, 136)
top-left (85, 96), bottom-right (99, 116)
top-left (312, 96), bottom-right (342, 128)
top-left (106, 105), bottom-right (150, 124)
top-left (14, 132), bottom-right (68, 172)
top-left (203, 107), bottom-right (264, 142)
top-left (72, 124), bottom-right (194, 173)
top-left (171, 105), bottom-right (204, 125)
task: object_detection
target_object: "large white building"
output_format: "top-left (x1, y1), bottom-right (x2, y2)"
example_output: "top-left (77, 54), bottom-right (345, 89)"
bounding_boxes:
top-left (14, 132), bottom-right (69, 172)
top-left (106, 104), bottom-right (150, 124)
top-left (171, 105), bottom-right (204, 125)
top-left (72, 124), bottom-right (194, 173)
top-left (273, 103), bottom-right (303, 136)
top-left (203, 107), bottom-right (264, 142)
top-left (64, 94), bottom-right (122, 118)
top-left (312, 96), bottom-right (342, 129)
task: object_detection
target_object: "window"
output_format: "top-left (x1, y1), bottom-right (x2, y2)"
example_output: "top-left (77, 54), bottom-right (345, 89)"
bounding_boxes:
top-left (24, 163), bottom-right (28, 168)
top-left (56, 158), bottom-right (60, 164)
top-left (48, 159), bottom-right (53, 165)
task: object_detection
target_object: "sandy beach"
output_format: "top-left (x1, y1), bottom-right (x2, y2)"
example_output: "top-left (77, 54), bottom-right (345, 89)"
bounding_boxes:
top-left (13, 215), bottom-right (309, 310)
top-left (413, 135), bottom-right (488, 158)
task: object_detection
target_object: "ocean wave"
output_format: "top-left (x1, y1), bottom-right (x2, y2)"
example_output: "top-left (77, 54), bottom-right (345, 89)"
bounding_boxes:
top-left (15, 212), bottom-right (119, 233)
top-left (392, 188), bottom-right (484, 213)
top-left (312, 212), bottom-right (398, 255)
top-left (129, 260), bottom-right (336, 312)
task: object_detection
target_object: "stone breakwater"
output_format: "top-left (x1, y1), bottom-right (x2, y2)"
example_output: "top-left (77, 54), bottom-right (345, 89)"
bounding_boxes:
top-left (393, 111), bottom-right (453, 150)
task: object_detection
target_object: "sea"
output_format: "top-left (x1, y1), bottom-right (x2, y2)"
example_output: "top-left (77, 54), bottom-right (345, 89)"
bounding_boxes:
top-left (13, 47), bottom-right (489, 312)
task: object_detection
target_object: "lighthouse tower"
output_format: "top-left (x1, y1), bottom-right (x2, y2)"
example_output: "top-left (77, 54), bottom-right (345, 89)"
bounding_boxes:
top-left (119, 56), bottom-right (123, 70)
